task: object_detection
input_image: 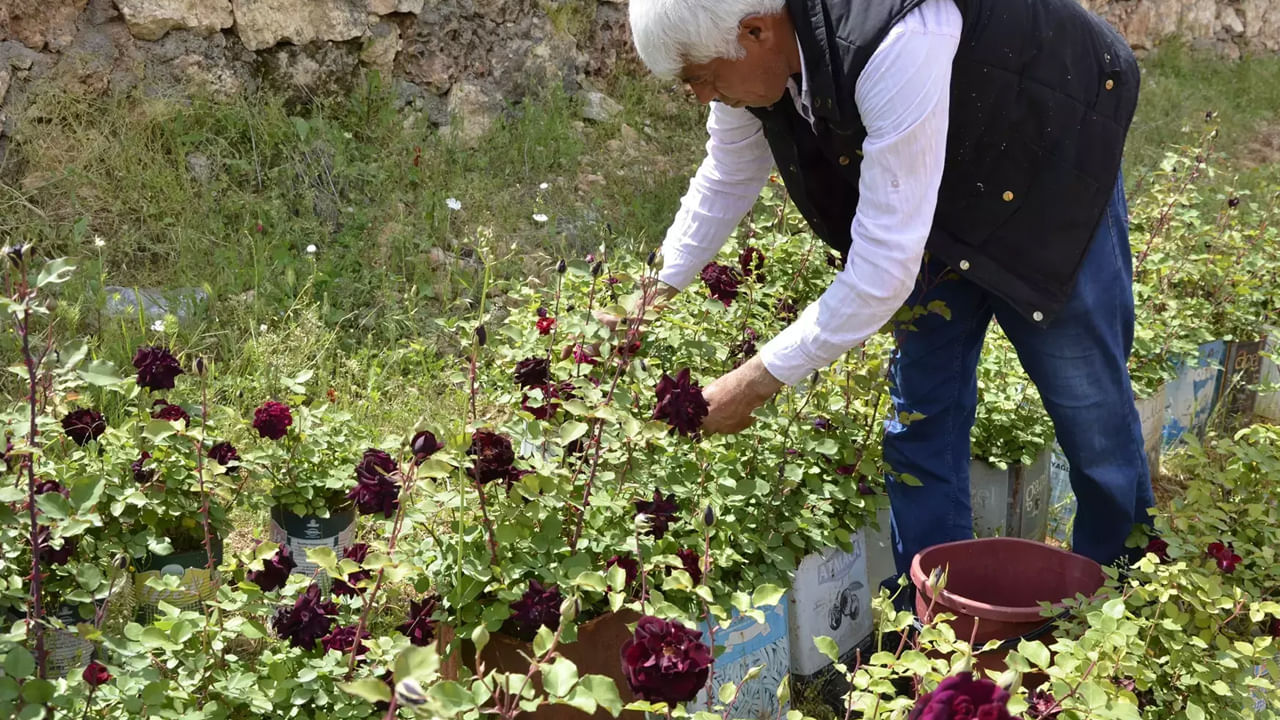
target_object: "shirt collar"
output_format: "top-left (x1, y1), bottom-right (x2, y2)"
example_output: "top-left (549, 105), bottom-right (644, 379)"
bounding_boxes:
top-left (786, 34), bottom-right (815, 125)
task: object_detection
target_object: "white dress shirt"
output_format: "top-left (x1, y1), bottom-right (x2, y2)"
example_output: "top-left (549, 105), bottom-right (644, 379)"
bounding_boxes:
top-left (657, 0), bottom-right (963, 386)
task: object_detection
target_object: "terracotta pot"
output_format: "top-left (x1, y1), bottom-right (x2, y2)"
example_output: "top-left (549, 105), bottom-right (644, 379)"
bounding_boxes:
top-left (475, 610), bottom-right (644, 720)
top-left (911, 538), bottom-right (1105, 677)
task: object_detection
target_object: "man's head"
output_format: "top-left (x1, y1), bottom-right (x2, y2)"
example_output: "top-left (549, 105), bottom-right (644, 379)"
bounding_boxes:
top-left (629, 0), bottom-right (799, 109)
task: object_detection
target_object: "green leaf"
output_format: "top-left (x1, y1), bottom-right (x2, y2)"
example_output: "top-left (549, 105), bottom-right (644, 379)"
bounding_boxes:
top-left (1186, 701), bottom-right (1205, 720)
top-left (340, 679), bottom-right (392, 704)
top-left (542, 657), bottom-right (579, 698)
top-left (142, 418), bottom-right (177, 443)
top-left (36, 258), bottom-right (76, 288)
top-left (1018, 640), bottom-right (1051, 669)
top-left (472, 625), bottom-right (490, 656)
top-left (559, 421), bottom-right (590, 445)
top-left (74, 564), bottom-right (104, 593)
top-left (577, 675), bottom-right (623, 717)
top-left (141, 681), bottom-right (168, 707)
top-left (394, 646), bottom-right (441, 684)
top-left (813, 636), bottom-right (840, 663)
top-left (306, 546), bottom-right (339, 576)
top-left (776, 674), bottom-right (791, 705)
top-left (428, 681), bottom-right (476, 711)
top-left (533, 625), bottom-right (556, 657)
top-left (751, 584), bottom-right (785, 608)
top-left (34, 492), bottom-right (69, 521)
top-left (69, 475), bottom-right (105, 514)
top-left (717, 682), bottom-right (736, 704)
top-left (4, 648), bottom-right (34, 678)
top-left (573, 571), bottom-right (607, 593)
top-left (77, 359), bottom-right (128, 387)
top-left (1101, 597), bottom-right (1126, 619)
top-left (20, 679), bottom-right (54, 705)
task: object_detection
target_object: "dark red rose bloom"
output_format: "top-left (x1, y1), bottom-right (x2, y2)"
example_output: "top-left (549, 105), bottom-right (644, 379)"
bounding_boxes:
top-left (36, 526), bottom-right (76, 566)
top-left (272, 583), bottom-right (338, 649)
top-left (700, 262), bottom-right (741, 307)
top-left (82, 660), bottom-right (111, 688)
top-left (653, 369), bottom-right (709, 436)
top-left (321, 624), bottom-right (371, 656)
top-left (62, 408), bottom-right (106, 446)
top-left (410, 430), bottom-right (441, 465)
top-left (468, 429), bottom-right (515, 484)
top-left (776, 298), bottom-right (799, 323)
top-left (908, 673), bottom-right (1013, 720)
top-left (1025, 689), bottom-right (1062, 719)
top-left (635, 490), bottom-right (679, 540)
top-left (1144, 538), bottom-right (1170, 563)
top-left (1228, 196), bottom-right (1241, 208)
top-left (514, 357), bottom-right (551, 389)
top-left (857, 480), bottom-right (877, 496)
top-left (675, 549), bottom-right (702, 586)
top-left (605, 555), bottom-right (640, 591)
top-left (248, 543), bottom-right (296, 592)
top-left (835, 464), bottom-right (855, 476)
top-left (522, 381), bottom-right (574, 421)
top-left (1207, 541), bottom-right (1243, 573)
top-left (332, 543), bottom-right (372, 597)
top-left (738, 246), bottom-right (765, 279)
top-left (508, 580), bottom-right (562, 640)
top-left (132, 346), bottom-right (184, 392)
top-left (253, 401), bottom-right (293, 440)
top-left (348, 449), bottom-right (402, 519)
top-left (536, 316), bottom-right (557, 335)
top-left (827, 252), bottom-right (846, 270)
top-left (730, 328), bottom-right (758, 368)
top-left (813, 416), bottom-right (833, 431)
top-left (151, 399), bottom-right (190, 423)
top-left (606, 276), bottom-right (621, 285)
top-left (1270, 618), bottom-right (1280, 639)
top-left (131, 452), bottom-right (154, 484)
top-left (571, 344), bottom-right (599, 366)
top-left (620, 616), bottom-right (712, 704)
top-left (34, 479), bottom-right (63, 496)
top-left (616, 338), bottom-right (643, 360)
top-left (208, 441), bottom-right (239, 468)
top-left (398, 595), bottom-right (439, 647)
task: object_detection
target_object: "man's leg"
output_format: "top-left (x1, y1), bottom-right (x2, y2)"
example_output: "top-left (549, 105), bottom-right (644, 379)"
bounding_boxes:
top-left (992, 174), bottom-right (1155, 566)
top-left (882, 257), bottom-right (994, 596)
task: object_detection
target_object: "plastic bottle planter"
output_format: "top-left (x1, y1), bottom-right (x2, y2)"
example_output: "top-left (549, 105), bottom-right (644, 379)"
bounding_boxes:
top-left (268, 504), bottom-right (356, 583)
top-left (1217, 338), bottom-right (1268, 424)
top-left (693, 596), bottom-right (791, 720)
top-left (46, 575), bottom-right (135, 678)
top-left (1162, 340), bottom-right (1226, 448)
top-left (788, 538), bottom-right (874, 709)
top-left (969, 447), bottom-right (1052, 542)
top-left (135, 538), bottom-right (222, 623)
top-left (1256, 329), bottom-right (1280, 423)
top-left (1048, 384), bottom-right (1167, 543)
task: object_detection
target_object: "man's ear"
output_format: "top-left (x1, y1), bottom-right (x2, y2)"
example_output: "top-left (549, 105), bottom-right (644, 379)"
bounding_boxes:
top-left (738, 14), bottom-right (771, 45)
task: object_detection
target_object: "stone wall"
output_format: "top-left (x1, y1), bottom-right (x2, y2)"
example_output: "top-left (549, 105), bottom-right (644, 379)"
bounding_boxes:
top-left (0, 0), bottom-right (1277, 161)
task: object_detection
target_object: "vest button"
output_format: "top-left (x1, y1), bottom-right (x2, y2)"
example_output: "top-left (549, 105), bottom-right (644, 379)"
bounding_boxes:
top-left (1105, 79), bottom-right (1115, 90)
top-left (1033, 311), bottom-right (1045, 322)
top-left (788, 164), bottom-right (798, 173)
top-left (1002, 190), bottom-right (1015, 202)
top-left (959, 260), bottom-right (971, 271)
top-left (839, 155), bottom-right (851, 166)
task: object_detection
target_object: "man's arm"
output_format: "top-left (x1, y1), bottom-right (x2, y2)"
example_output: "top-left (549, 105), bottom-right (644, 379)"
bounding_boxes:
top-left (756, 0), bottom-right (962, 386)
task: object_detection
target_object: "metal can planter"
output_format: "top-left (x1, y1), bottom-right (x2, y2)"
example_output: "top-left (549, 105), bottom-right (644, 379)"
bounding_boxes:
top-left (1162, 340), bottom-right (1226, 448)
top-left (1217, 338), bottom-right (1267, 425)
top-left (135, 538), bottom-right (222, 623)
top-left (788, 539), bottom-right (874, 711)
top-left (269, 504), bottom-right (356, 581)
top-left (969, 447), bottom-right (1052, 542)
top-left (1256, 329), bottom-right (1279, 422)
top-left (694, 595), bottom-right (791, 719)
top-left (47, 574), bottom-right (135, 678)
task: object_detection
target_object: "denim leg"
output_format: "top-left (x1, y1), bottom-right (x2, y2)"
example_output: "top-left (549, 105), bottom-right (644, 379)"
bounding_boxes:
top-left (882, 258), bottom-right (994, 584)
top-left (991, 174), bottom-right (1155, 566)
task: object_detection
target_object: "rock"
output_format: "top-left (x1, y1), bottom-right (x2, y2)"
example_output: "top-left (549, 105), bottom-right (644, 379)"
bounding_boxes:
top-left (117, 0), bottom-right (233, 41)
top-left (231, 0), bottom-right (369, 52)
top-left (1221, 6), bottom-right (1245, 35)
top-left (619, 123), bottom-right (642, 145)
top-left (360, 18), bottom-right (400, 71)
top-left (103, 286), bottom-right (209, 322)
top-left (580, 90), bottom-right (622, 122)
top-left (85, 0), bottom-right (121, 25)
top-left (5, 0), bottom-right (87, 51)
top-left (446, 81), bottom-right (502, 147)
top-left (367, 0), bottom-right (424, 14)
top-left (186, 152), bottom-right (214, 183)
top-left (577, 173), bottom-right (605, 193)
top-left (1241, 0), bottom-right (1280, 50)
top-left (0, 71), bottom-right (10, 106)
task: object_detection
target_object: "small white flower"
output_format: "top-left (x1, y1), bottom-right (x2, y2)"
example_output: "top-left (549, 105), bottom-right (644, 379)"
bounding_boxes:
top-left (306, 244), bottom-right (317, 254)
top-left (150, 320), bottom-right (165, 332)
top-left (93, 235), bottom-right (105, 248)
top-left (342, 131), bottom-right (353, 139)
top-left (446, 198), bottom-right (462, 211)
top-left (259, 323), bottom-right (268, 332)
top-left (539, 182), bottom-right (549, 190)
top-left (532, 213), bottom-right (549, 223)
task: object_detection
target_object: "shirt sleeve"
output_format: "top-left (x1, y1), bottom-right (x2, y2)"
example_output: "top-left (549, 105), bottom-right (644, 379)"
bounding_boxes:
top-left (758, 0), bottom-right (962, 386)
top-left (656, 102), bottom-right (775, 290)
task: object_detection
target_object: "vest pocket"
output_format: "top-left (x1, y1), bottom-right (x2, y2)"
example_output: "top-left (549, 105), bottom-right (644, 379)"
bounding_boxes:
top-left (934, 133), bottom-right (1038, 247)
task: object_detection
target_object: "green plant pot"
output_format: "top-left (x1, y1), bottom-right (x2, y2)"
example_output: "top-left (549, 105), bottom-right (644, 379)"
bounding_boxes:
top-left (268, 503), bottom-right (357, 580)
top-left (135, 534), bottom-right (223, 621)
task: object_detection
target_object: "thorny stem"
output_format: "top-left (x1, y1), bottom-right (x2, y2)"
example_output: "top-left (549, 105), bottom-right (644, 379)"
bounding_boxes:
top-left (16, 275), bottom-right (47, 680)
top-left (474, 480), bottom-right (500, 566)
top-left (380, 697), bottom-right (398, 720)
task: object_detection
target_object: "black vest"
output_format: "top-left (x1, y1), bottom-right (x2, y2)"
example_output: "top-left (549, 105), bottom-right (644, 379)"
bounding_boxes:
top-left (749, 0), bottom-right (1140, 326)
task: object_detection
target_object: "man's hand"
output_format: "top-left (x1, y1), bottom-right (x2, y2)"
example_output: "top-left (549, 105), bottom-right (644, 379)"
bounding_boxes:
top-left (700, 355), bottom-right (785, 435)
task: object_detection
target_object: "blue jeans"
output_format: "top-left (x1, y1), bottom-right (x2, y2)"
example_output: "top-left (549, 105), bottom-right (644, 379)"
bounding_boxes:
top-left (882, 174), bottom-right (1155, 587)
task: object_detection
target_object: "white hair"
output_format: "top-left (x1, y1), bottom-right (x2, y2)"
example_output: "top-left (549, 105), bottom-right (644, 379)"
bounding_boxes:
top-left (629, 0), bottom-right (788, 78)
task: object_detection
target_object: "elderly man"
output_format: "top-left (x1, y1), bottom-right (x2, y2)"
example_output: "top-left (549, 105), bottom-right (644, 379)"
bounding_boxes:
top-left (626, 0), bottom-right (1156, 588)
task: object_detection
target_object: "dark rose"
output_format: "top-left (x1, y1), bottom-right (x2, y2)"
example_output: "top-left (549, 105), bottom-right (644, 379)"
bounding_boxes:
top-left (738, 246), bottom-right (765, 279)
top-left (348, 449), bottom-right (402, 519)
top-left (248, 543), bottom-right (296, 592)
top-left (253, 401), bottom-right (293, 440)
top-left (132, 346), bottom-right (184, 392)
top-left (206, 441), bottom-right (239, 469)
top-left (827, 252), bottom-right (845, 270)
top-left (508, 580), bottom-right (562, 640)
top-left (332, 543), bottom-right (372, 597)
top-left (620, 616), bottom-right (712, 704)
top-left (468, 430), bottom-right (515, 484)
top-left (131, 452), bottom-right (154, 484)
top-left (1144, 537), bottom-right (1170, 563)
top-left (635, 490), bottom-right (679, 540)
top-left (62, 408), bottom-right (106, 446)
top-left (34, 479), bottom-right (63, 496)
top-left (653, 369), bottom-right (709, 436)
top-left (730, 328), bottom-right (758, 368)
top-left (1026, 689), bottom-right (1062, 719)
top-left (410, 430), bottom-right (441, 465)
top-left (813, 416), bottom-right (833, 431)
top-left (537, 307), bottom-right (548, 318)
top-left (1207, 541), bottom-right (1242, 573)
top-left (1270, 618), bottom-right (1280, 639)
top-left (522, 382), bottom-right (574, 421)
top-left (272, 583), bottom-right (338, 649)
top-left (82, 660), bottom-right (111, 688)
top-left (321, 624), bottom-right (371, 656)
top-left (151, 400), bottom-right (190, 424)
top-left (571, 344), bottom-right (599, 366)
top-left (1228, 196), bottom-right (1241, 208)
top-left (776, 299), bottom-right (799, 323)
top-left (908, 673), bottom-right (1013, 720)
top-left (857, 480), bottom-right (877, 496)
top-left (675, 549), bottom-right (702, 586)
top-left (536, 316), bottom-right (557, 335)
top-left (398, 595), bottom-right (439, 647)
top-left (606, 276), bottom-right (621, 285)
top-left (514, 357), bottom-right (551, 389)
top-left (700, 262), bottom-right (741, 307)
top-left (616, 339), bottom-right (643, 360)
top-left (605, 555), bottom-right (640, 591)
top-left (36, 526), bottom-right (76, 566)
